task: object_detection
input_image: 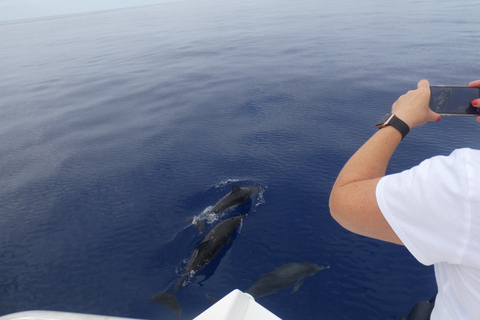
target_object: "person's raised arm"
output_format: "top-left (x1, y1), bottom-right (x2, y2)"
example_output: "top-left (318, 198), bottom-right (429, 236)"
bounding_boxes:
top-left (329, 79), bottom-right (439, 244)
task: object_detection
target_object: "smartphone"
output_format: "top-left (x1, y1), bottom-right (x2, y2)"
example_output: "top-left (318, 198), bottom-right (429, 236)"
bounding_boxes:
top-left (430, 86), bottom-right (480, 115)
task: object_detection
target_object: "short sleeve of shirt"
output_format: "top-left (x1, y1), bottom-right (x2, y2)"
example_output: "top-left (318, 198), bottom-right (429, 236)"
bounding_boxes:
top-left (376, 148), bottom-right (480, 267)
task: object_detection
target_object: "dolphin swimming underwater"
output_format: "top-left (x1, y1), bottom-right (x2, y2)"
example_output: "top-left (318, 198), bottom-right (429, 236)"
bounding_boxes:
top-left (246, 262), bottom-right (330, 299)
top-left (151, 290), bottom-right (182, 318)
top-left (152, 214), bottom-right (248, 317)
top-left (212, 185), bottom-right (259, 213)
top-left (176, 214), bottom-right (247, 288)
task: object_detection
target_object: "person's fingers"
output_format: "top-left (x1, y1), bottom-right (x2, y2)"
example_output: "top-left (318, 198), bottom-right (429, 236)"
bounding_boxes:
top-left (417, 79), bottom-right (430, 89)
top-left (467, 80), bottom-right (480, 87)
top-left (468, 82), bottom-right (480, 124)
top-left (429, 112), bottom-right (441, 122)
top-left (469, 82), bottom-right (480, 119)
top-left (417, 79), bottom-right (438, 122)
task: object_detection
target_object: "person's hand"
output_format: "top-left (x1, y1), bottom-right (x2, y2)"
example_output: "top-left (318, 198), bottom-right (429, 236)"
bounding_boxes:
top-left (391, 79), bottom-right (440, 129)
top-left (467, 80), bottom-right (480, 124)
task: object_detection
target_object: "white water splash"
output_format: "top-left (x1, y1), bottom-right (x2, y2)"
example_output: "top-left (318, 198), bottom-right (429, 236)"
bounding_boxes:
top-left (214, 178), bottom-right (245, 189)
top-left (188, 183), bottom-right (267, 230)
top-left (190, 205), bottom-right (225, 226)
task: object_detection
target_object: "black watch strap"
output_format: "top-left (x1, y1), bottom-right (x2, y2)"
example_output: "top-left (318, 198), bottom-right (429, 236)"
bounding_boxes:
top-left (376, 113), bottom-right (410, 140)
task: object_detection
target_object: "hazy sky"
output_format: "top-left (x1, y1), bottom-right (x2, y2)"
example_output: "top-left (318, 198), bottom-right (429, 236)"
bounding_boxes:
top-left (0, 0), bottom-right (184, 22)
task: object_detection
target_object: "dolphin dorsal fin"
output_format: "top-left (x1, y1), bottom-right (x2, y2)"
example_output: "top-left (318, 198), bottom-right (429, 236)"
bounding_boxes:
top-left (195, 240), bottom-right (211, 251)
top-left (232, 185), bottom-right (241, 193)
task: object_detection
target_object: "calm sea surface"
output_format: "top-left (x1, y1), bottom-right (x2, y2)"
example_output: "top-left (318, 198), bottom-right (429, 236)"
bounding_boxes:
top-left (1, 0), bottom-right (480, 319)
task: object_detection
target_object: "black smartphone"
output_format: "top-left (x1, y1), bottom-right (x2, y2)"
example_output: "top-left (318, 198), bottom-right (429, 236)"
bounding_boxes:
top-left (430, 86), bottom-right (480, 115)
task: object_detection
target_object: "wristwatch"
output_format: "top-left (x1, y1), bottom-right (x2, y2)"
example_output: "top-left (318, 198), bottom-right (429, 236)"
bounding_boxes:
top-left (375, 113), bottom-right (410, 140)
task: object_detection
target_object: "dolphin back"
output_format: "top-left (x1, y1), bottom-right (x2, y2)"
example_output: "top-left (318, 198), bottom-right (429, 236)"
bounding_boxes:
top-left (211, 185), bottom-right (259, 213)
top-left (179, 214), bottom-right (247, 289)
top-left (246, 261), bottom-right (329, 299)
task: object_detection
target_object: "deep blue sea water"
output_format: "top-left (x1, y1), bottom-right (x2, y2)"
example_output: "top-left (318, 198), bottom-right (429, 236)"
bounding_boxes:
top-left (1, 0), bottom-right (480, 319)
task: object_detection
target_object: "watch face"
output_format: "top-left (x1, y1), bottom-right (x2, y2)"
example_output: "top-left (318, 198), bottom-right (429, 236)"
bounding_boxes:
top-left (376, 113), bottom-right (394, 127)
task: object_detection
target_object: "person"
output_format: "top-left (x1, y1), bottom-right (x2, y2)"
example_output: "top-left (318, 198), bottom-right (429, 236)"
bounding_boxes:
top-left (329, 79), bottom-right (480, 320)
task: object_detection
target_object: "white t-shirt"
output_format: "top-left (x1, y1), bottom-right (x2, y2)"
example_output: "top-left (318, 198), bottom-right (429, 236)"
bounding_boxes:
top-left (376, 148), bottom-right (480, 320)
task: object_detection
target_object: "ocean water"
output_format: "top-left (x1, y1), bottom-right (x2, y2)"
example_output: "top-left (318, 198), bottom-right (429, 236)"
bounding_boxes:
top-left (1, 0), bottom-right (480, 319)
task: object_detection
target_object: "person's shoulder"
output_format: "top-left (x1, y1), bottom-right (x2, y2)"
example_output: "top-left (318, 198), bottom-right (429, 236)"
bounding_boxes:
top-left (410, 148), bottom-right (477, 176)
top-left (450, 147), bottom-right (479, 153)
top-left (450, 148), bottom-right (480, 172)
top-left (447, 148), bottom-right (480, 162)
top-left (430, 148), bottom-right (480, 162)
top-left (453, 147), bottom-right (480, 155)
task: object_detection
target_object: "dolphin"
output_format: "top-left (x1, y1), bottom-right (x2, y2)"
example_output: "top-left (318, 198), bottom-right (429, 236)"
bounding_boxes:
top-left (211, 185), bottom-right (259, 213)
top-left (186, 217), bottom-right (206, 235)
top-left (152, 214), bottom-right (247, 316)
top-left (246, 262), bottom-right (330, 299)
top-left (176, 214), bottom-right (247, 289)
top-left (151, 290), bottom-right (182, 318)
top-left (188, 185), bottom-right (258, 234)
